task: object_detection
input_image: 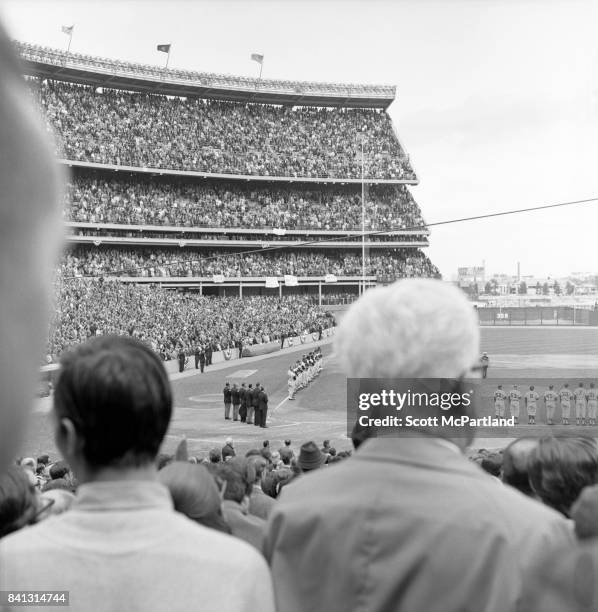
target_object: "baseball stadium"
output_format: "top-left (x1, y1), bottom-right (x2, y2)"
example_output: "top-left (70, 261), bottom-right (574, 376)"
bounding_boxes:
top-left (10, 41), bottom-right (596, 458)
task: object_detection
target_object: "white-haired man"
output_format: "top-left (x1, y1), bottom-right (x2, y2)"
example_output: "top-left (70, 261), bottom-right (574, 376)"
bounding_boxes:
top-left (264, 279), bottom-right (573, 612)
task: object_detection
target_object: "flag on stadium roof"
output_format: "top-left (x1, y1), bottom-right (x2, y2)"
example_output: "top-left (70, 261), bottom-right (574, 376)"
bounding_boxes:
top-left (250, 53), bottom-right (264, 64)
top-left (157, 44), bottom-right (171, 53)
top-left (61, 25), bottom-right (74, 36)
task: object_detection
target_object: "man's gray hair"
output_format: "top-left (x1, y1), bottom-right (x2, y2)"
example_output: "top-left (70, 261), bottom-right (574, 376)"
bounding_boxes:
top-left (335, 279), bottom-right (479, 379)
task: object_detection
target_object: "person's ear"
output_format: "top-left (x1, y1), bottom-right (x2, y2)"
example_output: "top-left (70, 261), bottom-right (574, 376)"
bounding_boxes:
top-left (54, 414), bottom-right (81, 460)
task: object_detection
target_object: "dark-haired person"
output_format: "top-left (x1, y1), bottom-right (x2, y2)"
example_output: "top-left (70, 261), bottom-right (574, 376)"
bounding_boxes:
top-left (0, 467), bottom-right (40, 539)
top-left (0, 23), bottom-right (64, 472)
top-left (528, 436), bottom-right (598, 517)
top-left (501, 437), bottom-right (538, 497)
top-left (0, 336), bottom-right (274, 612)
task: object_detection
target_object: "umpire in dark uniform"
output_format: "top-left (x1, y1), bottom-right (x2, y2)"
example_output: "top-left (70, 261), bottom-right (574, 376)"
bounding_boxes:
top-left (198, 346), bottom-right (206, 373)
top-left (257, 386), bottom-right (269, 428)
top-left (194, 345), bottom-right (200, 369)
top-left (206, 344), bottom-right (213, 367)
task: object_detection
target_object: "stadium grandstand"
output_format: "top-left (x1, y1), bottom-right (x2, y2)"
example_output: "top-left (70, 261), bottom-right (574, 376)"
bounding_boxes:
top-left (15, 41), bottom-right (439, 361)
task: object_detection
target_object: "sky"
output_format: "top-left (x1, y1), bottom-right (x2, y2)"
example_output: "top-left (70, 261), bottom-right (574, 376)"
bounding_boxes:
top-left (1, 0), bottom-right (597, 279)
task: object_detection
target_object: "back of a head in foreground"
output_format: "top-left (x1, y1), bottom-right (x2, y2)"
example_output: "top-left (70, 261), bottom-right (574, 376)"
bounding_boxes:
top-left (335, 279), bottom-right (479, 379)
top-left (0, 23), bottom-right (64, 471)
top-left (502, 437), bottom-right (538, 496)
top-left (158, 462), bottom-right (231, 534)
top-left (53, 336), bottom-right (172, 470)
top-left (528, 436), bottom-right (598, 517)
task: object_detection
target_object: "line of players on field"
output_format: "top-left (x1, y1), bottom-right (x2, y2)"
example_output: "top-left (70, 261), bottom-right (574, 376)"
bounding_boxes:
top-left (494, 383), bottom-right (598, 426)
top-left (287, 348), bottom-right (323, 400)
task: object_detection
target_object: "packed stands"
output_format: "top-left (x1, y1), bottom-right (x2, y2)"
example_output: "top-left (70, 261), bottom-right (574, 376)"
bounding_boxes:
top-left (60, 246), bottom-right (439, 279)
top-left (47, 284), bottom-right (332, 361)
top-left (32, 79), bottom-right (414, 180)
top-left (65, 173), bottom-right (424, 231)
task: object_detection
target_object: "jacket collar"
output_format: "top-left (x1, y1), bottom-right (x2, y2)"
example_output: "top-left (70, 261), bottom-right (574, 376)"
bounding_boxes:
top-left (354, 437), bottom-right (481, 478)
top-left (73, 480), bottom-right (174, 512)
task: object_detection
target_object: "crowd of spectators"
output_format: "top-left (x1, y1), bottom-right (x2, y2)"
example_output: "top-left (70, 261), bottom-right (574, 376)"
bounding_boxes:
top-left (47, 283), bottom-right (333, 362)
top-left (1, 437), bottom-right (349, 546)
top-left (65, 174), bottom-right (426, 231)
top-left (60, 246), bottom-right (440, 278)
top-left (32, 78), bottom-right (414, 179)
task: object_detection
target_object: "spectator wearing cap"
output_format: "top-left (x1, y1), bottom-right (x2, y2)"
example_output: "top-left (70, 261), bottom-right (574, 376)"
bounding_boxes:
top-left (214, 459), bottom-right (267, 551)
top-left (158, 462), bottom-right (231, 535)
top-left (297, 441), bottom-right (325, 473)
top-left (0, 335), bottom-right (274, 611)
top-left (222, 437), bottom-right (236, 461)
top-left (264, 279), bottom-right (573, 612)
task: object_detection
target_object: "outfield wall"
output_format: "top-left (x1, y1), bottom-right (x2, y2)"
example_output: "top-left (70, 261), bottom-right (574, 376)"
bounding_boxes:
top-left (477, 306), bottom-right (598, 326)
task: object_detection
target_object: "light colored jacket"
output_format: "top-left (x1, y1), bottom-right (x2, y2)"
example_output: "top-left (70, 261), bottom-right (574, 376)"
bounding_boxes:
top-left (0, 480), bottom-right (274, 612)
top-left (264, 437), bottom-right (574, 612)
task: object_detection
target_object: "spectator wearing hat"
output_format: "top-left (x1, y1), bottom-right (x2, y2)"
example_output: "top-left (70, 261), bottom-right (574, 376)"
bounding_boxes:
top-left (222, 437), bottom-right (236, 461)
top-left (297, 441), bottom-right (326, 473)
top-left (0, 336), bottom-right (274, 611)
top-left (264, 279), bottom-right (573, 612)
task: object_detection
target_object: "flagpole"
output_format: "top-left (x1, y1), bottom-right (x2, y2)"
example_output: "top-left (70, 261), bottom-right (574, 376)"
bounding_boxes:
top-left (165, 48), bottom-right (171, 69)
top-left (66, 29), bottom-right (73, 54)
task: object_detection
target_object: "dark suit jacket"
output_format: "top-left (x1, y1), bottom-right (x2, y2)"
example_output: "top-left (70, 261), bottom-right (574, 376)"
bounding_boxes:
top-left (264, 437), bottom-right (573, 612)
top-left (258, 390), bottom-right (268, 411)
top-left (251, 387), bottom-right (260, 408)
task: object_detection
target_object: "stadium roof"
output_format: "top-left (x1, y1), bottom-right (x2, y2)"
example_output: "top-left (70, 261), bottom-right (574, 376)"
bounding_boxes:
top-left (15, 41), bottom-right (396, 109)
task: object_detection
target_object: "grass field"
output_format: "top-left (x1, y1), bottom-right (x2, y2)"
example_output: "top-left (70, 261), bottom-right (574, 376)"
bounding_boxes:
top-left (22, 326), bottom-right (598, 460)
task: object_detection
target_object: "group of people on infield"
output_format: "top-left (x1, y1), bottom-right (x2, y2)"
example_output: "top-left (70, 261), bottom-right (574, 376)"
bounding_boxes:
top-left (223, 382), bottom-right (269, 428)
top-left (494, 382), bottom-right (598, 425)
top-left (287, 349), bottom-right (323, 399)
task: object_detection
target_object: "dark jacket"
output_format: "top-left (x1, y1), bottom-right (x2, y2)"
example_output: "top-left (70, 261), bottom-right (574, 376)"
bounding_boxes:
top-left (223, 386), bottom-right (232, 403)
top-left (258, 390), bottom-right (269, 411)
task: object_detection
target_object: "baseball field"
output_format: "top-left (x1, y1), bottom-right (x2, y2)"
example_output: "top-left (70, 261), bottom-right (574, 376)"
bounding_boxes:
top-left (23, 326), bottom-right (598, 459)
